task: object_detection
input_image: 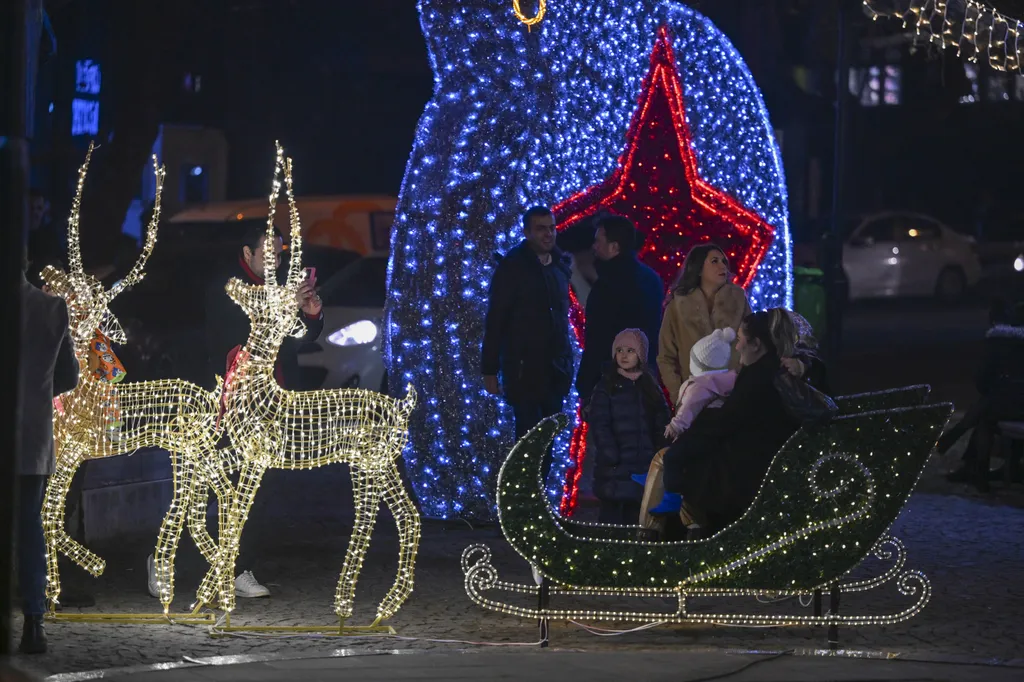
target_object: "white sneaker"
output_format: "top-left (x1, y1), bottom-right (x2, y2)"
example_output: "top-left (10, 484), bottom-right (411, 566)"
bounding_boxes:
top-left (234, 570), bottom-right (270, 598)
top-left (146, 554), bottom-right (159, 599)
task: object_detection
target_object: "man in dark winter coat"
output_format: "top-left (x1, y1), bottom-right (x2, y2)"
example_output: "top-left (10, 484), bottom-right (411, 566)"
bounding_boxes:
top-left (576, 214), bottom-right (664, 403)
top-left (17, 254), bottom-right (80, 654)
top-left (196, 222), bottom-right (324, 599)
top-left (482, 206), bottom-right (574, 476)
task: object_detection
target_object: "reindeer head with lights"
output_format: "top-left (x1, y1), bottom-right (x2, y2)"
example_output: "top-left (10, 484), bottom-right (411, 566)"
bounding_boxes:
top-left (41, 143), bottom-right (165, 358)
top-left (224, 142), bottom-right (309, 365)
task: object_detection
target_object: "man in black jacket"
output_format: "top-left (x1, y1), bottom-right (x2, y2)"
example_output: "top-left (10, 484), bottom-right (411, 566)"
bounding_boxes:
top-left (190, 222), bottom-right (323, 599)
top-left (205, 224), bottom-right (324, 390)
top-left (17, 256), bottom-right (80, 654)
top-left (576, 214), bottom-right (664, 403)
top-left (482, 206), bottom-right (574, 477)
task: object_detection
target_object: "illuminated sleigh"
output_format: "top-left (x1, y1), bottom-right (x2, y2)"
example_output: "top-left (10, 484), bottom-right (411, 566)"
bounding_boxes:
top-left (463, 386), bottom-right (951, 645)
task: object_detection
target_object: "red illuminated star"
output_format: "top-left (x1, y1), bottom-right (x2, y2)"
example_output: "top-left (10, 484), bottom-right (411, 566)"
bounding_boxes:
top-left (553, 26), bottom-right (776, 290)
top-left (555, 27), bottom-right (778, 516)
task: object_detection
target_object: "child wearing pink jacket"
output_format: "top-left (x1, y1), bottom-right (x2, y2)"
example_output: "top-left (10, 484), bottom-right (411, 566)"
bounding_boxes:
top-left (664, 328), bottom-right (738, 441)
top-left (636, 328), bottom-right (738, 534)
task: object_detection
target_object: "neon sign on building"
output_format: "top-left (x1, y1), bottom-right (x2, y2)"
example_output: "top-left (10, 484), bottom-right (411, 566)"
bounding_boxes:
top-left (72, 59), bottom-right (101, 136)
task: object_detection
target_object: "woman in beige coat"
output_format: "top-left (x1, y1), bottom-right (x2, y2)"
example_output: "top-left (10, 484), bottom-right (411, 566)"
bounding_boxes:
top-left (657, 244), bottom-right (751, 403)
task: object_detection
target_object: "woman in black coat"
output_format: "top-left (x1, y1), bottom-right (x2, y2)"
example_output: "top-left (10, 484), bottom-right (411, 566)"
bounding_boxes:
top-left (588, 329), bottom-right (671, 525)
top-left (662, 309), bottom-right (800, 536)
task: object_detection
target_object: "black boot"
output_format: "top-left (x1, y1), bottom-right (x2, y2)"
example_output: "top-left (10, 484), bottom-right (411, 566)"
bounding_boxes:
top-left (20, 615), bottom-right (47, 654)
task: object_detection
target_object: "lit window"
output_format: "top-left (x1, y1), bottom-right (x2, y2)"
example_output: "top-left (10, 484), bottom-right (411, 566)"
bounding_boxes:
top-left (883, 65), bottom-right (901, 105)
top-left (849, 65), bottom-right (900, 106)
top-left (71, 99), bottom-right (100, 136)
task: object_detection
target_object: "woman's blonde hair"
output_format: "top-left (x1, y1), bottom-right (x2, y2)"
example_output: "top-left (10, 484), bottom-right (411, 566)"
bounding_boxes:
top-left (740, 307), bottom-right (796, 358)
top-left (767, 308), bottom-right (797, 358)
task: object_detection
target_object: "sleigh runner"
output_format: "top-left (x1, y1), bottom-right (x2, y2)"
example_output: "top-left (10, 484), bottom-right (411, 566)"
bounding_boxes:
top-left (462, 386), bottom-right (951, 645)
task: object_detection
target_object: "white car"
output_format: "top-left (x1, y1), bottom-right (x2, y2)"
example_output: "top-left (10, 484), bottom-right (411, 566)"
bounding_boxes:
top-left (297, 255), bottom-right (387, 392)
top-left (842, 212), bottom-right (981, 301)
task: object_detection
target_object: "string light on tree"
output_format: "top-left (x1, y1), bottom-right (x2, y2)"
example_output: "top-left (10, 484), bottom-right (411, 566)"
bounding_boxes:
top-left (387, 0), bottom-right (792, 522)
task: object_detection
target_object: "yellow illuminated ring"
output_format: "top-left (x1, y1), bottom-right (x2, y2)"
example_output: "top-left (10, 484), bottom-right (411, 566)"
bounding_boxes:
top-left (512, 0), bottom-right (546, 27)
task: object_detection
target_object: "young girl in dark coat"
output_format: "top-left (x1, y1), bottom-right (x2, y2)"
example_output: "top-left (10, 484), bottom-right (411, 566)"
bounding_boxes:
top-left (588, 329), bottom-right (671, 525)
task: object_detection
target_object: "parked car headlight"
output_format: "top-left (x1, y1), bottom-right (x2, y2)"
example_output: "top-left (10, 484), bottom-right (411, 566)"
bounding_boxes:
top-left (327, 320), bottom-right (378, 347)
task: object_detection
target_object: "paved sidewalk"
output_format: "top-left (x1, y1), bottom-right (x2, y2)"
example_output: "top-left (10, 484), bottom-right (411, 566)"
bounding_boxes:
top-left (24, 649), bottom-right (1024, 682)
top-left (4, 456), bottom-right (1022, 680)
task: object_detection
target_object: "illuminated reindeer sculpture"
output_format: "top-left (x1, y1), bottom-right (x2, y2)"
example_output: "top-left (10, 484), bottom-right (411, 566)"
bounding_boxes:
top-left (194, 145), bottom-right (420, 631)
top-left (41, 146), bottom-right (220, 621)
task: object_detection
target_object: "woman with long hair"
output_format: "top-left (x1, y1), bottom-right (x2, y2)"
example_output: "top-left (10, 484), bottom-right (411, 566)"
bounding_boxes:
top-left (661, 308), bottom-right (801, 538)
top-left (657, 244), bottom-right (751, 403)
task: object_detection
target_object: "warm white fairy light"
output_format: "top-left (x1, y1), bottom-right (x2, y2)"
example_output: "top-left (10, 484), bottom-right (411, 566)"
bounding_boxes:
top-left (865, 0), bottom-right (1024, 71)
top-left (40, 147), bottom-right (223, 618)
top-left (191, 143), bottom-right (421, 625)
top-left (462, 393), bottom-right (950, 631)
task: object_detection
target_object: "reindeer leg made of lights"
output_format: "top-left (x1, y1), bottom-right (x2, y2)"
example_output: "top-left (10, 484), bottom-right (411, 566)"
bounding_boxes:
top-left (43, 447), bottom-right (105, 608)
top-left (194, 458), bottom-right (268, 615)
top-left (368, 460), bottom-right (422, 624)
top-left (149, 450), bottom-right (198, 609)
top-left (187, 451), bottom-right (235, 571)
top-left (334, 465), bottom-right (385, 622)
top-left (189, 455), bottom-right (241, 611)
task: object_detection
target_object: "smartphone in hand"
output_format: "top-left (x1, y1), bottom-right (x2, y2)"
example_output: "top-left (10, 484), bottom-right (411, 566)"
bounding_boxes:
top-left (304, 267), bottom-right (317, 287)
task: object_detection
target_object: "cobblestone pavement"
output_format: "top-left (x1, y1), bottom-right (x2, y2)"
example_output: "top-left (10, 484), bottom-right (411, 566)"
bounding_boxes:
top-left (8, 461), bottom-right (1024, 679)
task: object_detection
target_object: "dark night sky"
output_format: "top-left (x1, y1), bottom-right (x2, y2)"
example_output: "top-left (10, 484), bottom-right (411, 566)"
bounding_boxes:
top-left (204, 0), bottom-right (434, 199)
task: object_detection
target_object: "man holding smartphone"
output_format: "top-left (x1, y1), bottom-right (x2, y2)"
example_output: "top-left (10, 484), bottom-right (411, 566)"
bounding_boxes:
top-left (205, 223), bottom-right (324, 392)
top-left (143, 222), bottom-right (324, 601)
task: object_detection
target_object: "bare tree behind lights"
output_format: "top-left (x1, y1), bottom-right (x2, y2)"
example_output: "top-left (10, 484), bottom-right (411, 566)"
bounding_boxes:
top-left (40, 145), bottom-right (220, 624)
top-left (191, 144), bottom-right (421, 634)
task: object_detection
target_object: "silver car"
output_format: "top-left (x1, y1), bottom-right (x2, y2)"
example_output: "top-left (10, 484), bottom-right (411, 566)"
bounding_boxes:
top-left (842, 212), bottom-right (981, 301)
top-left (297, 255), bottom-right (387, 392)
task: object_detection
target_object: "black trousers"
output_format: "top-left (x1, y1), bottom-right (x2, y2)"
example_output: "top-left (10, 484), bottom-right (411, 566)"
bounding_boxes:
top-left (511, 392), bottom-right (566, 482)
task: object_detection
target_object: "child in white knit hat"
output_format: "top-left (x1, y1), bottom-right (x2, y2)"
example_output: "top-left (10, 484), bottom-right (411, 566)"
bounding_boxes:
top-left (664, 327), bottom-right (738, 440)
top-left (634, 327), bottom-right (739, 527)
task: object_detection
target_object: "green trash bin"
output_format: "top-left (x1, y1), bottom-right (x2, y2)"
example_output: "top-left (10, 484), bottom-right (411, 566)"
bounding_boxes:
top-left (793, 266), bottom-right (826, 343)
